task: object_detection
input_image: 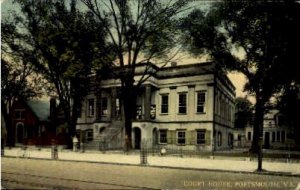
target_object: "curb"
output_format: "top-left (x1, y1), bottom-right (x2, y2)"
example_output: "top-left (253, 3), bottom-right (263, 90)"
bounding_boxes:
top-left (3, 156), bottom-right (300, 178)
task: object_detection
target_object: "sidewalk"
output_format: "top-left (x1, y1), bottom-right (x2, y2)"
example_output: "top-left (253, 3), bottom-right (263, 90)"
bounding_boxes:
top-left (3, 147), bottom-right (300, 176)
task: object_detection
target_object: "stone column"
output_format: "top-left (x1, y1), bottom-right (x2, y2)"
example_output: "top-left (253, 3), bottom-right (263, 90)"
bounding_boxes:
top-left (144, 85), bottom-right (151, 120)
top-left (111, 87), bottom-right (117, 119)
top-left (169, 86), bottom-right (177, 121)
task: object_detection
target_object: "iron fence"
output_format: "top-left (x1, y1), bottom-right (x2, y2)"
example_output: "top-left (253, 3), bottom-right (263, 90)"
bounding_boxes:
top-left (81, 138), bottom-right (214, 158)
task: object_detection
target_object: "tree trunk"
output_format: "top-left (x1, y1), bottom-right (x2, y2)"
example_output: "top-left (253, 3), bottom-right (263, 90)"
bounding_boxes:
top-left (250, 97), bottom-right (265, 153)
top-left (1, 100), bottom-right (13, 147)
top-left (250, 93), bottom-right (265, 171)
top-left (121, 83), bottom-right (137, 151)
top-left (70, 95), bottom-right (81, 137)
top-left (69, 81), bottom-right (86, 148)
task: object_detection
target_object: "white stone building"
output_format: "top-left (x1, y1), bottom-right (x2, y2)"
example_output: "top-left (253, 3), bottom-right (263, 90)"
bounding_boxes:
top-left (244, 110), bottom-right (291, 149)
top-left (76, 62), bottom-right (236, 152)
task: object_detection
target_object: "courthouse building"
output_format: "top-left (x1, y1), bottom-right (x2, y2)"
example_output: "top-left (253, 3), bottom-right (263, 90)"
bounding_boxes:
top-left (76, 62), bottom-right (236, 151)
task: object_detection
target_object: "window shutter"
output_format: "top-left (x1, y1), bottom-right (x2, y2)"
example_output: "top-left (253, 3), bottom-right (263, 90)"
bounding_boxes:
top-left (167, 130), bottom-right (175, 144)
top-left (172, 131), bottom-right (176, 144)
top-left (205, 130), bottom-right (211, 145)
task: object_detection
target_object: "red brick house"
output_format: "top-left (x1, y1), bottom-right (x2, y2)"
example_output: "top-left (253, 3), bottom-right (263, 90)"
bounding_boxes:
top-left (9, 99), bottom-right (61, 146)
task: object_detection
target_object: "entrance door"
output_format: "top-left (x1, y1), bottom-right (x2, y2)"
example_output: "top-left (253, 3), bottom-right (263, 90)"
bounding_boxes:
top-left (264, 132), bottom-right (270, 149)
top-left (134, 128), bottom-right (141, 149)
top-left (17, 124), bottom-right (24, 143)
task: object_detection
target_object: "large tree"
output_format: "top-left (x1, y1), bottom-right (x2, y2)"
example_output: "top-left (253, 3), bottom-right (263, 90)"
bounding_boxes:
top-left (81, 0), bottom-right (190, 149)
top-left (234, 97), bottom-right (253, 129)
top-left (2, 17), bottom-right (46, 146)
top-left (2, 0), bottom-right (110, 143)
top-left (181, 0), bottom-right (300, 171)
top-left (0, 57), bottom-right (44, 146)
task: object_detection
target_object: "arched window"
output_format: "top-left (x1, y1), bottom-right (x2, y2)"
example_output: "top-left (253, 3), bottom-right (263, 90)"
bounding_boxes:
top-left (16, 123), bottom-right (24, 143)
top-left (218, 132), bottom-right (222, 146)
top-left (228, 133), bottom-right (232, 146)
top-left (99, 127), bottom-right (106, 134)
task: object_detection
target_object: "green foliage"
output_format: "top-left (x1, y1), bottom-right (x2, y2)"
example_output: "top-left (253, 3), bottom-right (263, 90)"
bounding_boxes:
top-left (182, 1), bottom-right (300, 96)
top-left (82, 0), bottom-right (189, 67)
top-left (234, 97), bottom-right (253, 129)
top-left (1, 15), bottom-right (47, 107)
top-left (81, 0), bottom-right (190, 147)
top-left (2, 0), bottom-right (110, 135)
top-left (180, 7), bottom-right (224, 56)
top-left (182, 0), bottom-right (300, 154)
top-left (1, 59), bottom-right (42, 104)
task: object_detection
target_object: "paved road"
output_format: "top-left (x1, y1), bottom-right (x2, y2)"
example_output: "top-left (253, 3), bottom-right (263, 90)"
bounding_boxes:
top-left (2, 157), bottom-right (300, 190)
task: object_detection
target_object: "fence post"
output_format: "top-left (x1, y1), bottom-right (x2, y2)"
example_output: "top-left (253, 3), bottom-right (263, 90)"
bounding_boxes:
top-left (51, 139), bottom-right (58, 160)
top-left (73, 136), bottom-right (78, 152)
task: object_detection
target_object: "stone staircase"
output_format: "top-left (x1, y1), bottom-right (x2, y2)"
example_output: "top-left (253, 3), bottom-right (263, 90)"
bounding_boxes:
top-left (85, 121), bottom-right (124, 151)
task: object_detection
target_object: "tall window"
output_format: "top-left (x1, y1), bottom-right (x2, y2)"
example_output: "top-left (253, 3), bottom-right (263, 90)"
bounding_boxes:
top-left (197, 92), bottom-right (206, 113)
top-left (150, 105), bottom-right (156, 119)
top-left (161, 94), bottom-right (169, 114)
top-left (218, 132), bottom-right (222, 146)
top-left (159, 130), bottom-right (167, 144)
top-left (101, 97), bottom-right (108, 116)
top-left (228, 133), bottom-right (233, 146)
top-left (136, 105), bottom-right (142, 119)
top-left (272, 132), bottom-right (276, 142)
top-left (88, 99), bottom-right (95, 117)
top-left (177, 130), bottom-right (186, 145)
top-left (178, 93), bottom-right (187, 114)
top-left (197, 130), bottom-right (206, 144)
top-left (247, 132), bottom-right (252, 141)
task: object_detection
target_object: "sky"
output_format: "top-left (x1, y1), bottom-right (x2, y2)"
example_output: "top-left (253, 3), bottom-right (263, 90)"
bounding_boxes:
top-left (1, 0), bottom-right (248, 99)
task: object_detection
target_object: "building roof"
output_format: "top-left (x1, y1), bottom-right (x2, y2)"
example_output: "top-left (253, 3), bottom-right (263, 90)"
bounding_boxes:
top-left (90, 62), bottom-right (236, 95)
top-left (157, 62), bottom-right (215, 79)
top-left (26, 100), bottom-right (50, 121)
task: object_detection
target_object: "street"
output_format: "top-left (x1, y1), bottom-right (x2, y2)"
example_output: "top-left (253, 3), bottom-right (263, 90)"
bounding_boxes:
top-left (1, 157), bottom-right (300, 190)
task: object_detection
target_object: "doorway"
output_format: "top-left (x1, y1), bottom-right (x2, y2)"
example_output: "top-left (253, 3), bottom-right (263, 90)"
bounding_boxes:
top-left (133, 127), bottom-right (141, 149)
